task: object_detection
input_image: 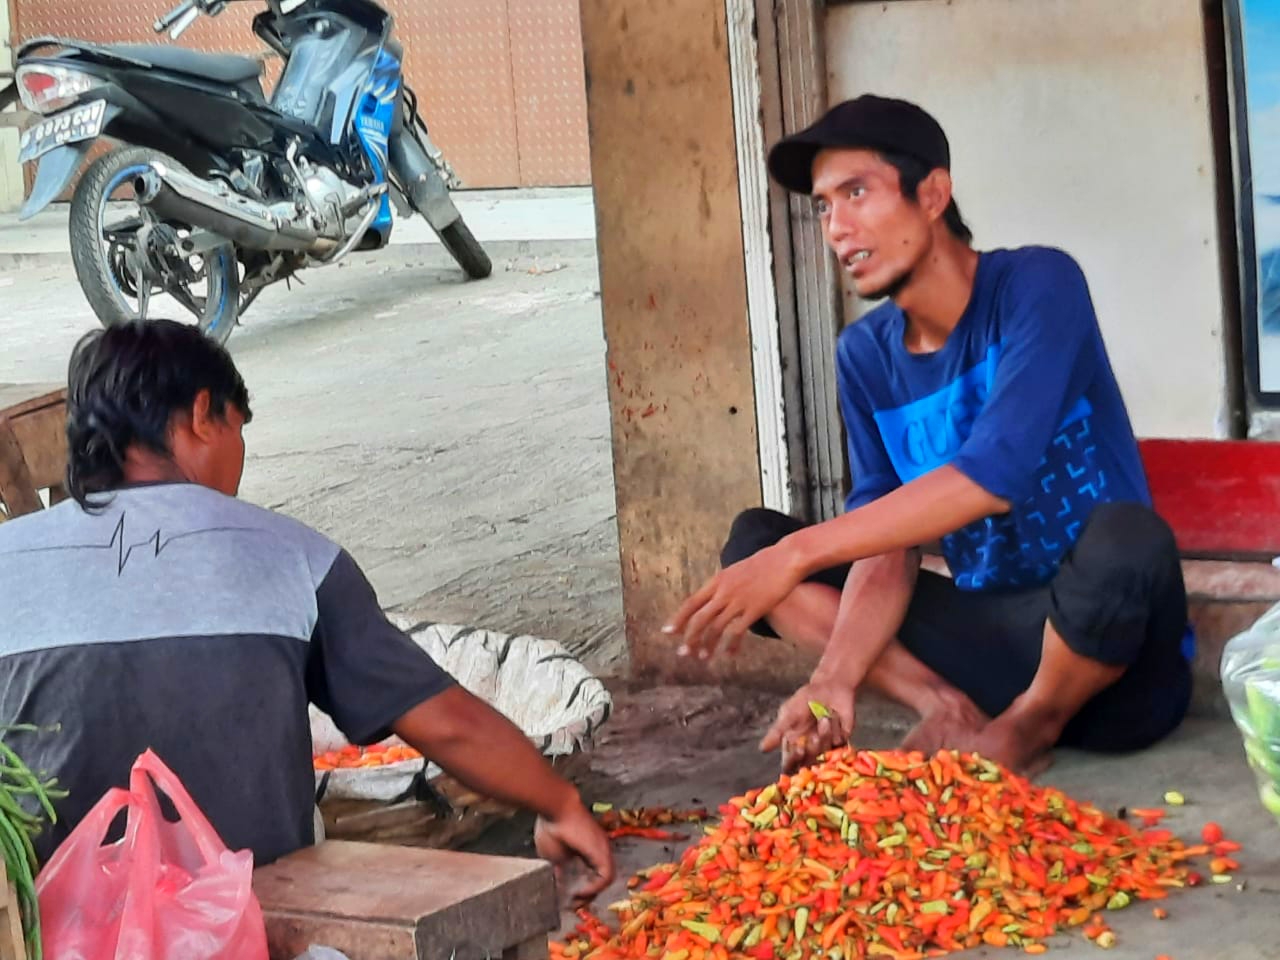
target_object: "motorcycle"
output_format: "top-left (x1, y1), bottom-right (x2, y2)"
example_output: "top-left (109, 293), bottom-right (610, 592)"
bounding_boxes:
top-left (7, 0), bottom-right (491, 345)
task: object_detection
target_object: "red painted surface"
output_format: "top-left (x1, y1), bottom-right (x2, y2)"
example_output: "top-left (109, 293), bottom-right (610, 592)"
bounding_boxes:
top-left (1140, 439), bottom-right (1280, 559)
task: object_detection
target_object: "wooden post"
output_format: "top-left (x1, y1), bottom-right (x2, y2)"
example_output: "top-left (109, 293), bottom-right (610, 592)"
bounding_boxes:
top-left (578, 0), bottom-right (797, 688)
top-left (0, 861), bottom-right (26, 960)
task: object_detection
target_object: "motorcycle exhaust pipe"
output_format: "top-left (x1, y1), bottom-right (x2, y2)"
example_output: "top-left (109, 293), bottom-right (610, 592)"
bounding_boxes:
top-left (133, 162), bottom-right (335, 255)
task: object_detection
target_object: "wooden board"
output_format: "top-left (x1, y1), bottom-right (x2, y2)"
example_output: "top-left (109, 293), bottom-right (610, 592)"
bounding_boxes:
top-left (0, 384), bottom-right (67, 522)
top-left (0, 384), bottom-right (63, 413)
top-left (1140, 439), bottom-right (1280, 559)
top-left (253, 840), bottom-right (557, 960)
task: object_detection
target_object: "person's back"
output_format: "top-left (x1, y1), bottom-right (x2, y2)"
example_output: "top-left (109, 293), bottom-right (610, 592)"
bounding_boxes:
top-left (0, 483), bottom-right (347, 864)
top-left (0, 321), bottom-right (615, 893)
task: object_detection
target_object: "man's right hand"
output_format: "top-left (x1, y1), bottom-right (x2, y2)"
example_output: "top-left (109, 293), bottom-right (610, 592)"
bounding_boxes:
top-left (759, 679), bottom-right (855, 774)
top-left (392, 689), bottom-right (616, 900)
top-left (534, 799), bottom-right (616, 901)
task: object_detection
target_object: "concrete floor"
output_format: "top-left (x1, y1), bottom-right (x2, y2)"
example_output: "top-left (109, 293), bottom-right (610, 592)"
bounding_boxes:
top-left (469, 685), bottom-right (1280, 960)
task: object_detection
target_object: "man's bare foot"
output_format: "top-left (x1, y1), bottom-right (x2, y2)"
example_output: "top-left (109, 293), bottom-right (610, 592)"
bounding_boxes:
top-left (900, 688), bottom-right (989, 756)
top-left (962, 700), bottom-right (1063, 777)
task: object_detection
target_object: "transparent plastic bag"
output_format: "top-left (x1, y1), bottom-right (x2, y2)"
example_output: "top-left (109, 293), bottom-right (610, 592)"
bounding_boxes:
top-left (1220, 602), bottom-right (1280, 824)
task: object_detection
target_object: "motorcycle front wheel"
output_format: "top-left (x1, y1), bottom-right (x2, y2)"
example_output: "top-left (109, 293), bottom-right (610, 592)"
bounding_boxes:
top-left (69, 146), bottom-right (241, 346)
top-left (434, 217), bottom-right (491, 280)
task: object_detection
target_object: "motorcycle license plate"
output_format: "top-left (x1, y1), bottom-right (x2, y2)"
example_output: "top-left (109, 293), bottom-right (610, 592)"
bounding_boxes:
top-left (18, 100), bottom-right (107, 164)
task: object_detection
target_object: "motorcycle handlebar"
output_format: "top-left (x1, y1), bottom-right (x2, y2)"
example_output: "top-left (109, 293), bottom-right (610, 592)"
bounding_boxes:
top-left (153, 0), bottom-right (196, 33)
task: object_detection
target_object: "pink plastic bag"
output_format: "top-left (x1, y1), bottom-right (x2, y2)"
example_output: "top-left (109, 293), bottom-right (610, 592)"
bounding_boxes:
top-left (36, 749), bottom-right (268, 960)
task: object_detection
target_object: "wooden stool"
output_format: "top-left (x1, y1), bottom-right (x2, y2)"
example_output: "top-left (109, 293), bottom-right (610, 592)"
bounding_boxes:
top-left (0, 384), bottom-right (67, 523)
top-left (253, 840), bottom-right (557, 960)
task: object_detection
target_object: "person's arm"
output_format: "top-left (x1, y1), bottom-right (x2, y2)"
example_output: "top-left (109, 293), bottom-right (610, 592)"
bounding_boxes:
top-left (778, 464), bottom-right (1007, 578)
top-left (391, 687), bottom-right (580, 820)
top-left (669, 466), bottom-right (1005, 650)
top-left (670, 330), bottom-right (910, 658)
top-left (813, 548), bottom-right (919, 687)
top-left (307, 548), bottom-right (614, 897)
top-left (758, 549), bottom-right (918, 770)
top-left (392, 688), bottom-right (614, 897)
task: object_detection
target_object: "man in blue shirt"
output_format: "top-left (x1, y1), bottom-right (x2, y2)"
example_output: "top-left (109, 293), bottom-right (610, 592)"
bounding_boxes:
top-left (666, 95), bottom-right (1192, 775)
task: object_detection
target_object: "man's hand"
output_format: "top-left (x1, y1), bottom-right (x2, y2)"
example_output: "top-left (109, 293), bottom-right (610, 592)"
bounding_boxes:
top-left (392, 689), bottom-right (616, 900)
top-left (665, 544), bottom-right (804, 660)
top-left (534, 799), bottom-right (616, 901)
top-left (759, 680), bottom-right (855, 774)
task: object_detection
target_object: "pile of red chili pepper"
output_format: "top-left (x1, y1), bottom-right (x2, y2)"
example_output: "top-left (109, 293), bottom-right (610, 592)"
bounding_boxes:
top-left (595, 805), bottom-right (711, 841)
top-left (553, 747), bottom-right (1241, 960)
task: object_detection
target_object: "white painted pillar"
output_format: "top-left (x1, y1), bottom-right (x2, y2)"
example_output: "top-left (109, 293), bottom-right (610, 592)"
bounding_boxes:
top-left (724, 0), bottom-right (790, 514)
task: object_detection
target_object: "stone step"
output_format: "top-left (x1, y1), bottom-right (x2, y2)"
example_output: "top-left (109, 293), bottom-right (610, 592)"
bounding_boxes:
top-left (1185, 559), bottom-right (1280, 717)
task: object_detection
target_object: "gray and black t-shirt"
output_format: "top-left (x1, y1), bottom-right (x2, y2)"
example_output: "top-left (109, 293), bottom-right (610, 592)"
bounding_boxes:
top-left (0, 482), bottom-right (454, 866)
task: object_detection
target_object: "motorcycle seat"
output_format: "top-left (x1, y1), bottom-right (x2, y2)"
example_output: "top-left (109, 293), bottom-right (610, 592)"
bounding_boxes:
top-left (108, 44), bottom-right (262, 85)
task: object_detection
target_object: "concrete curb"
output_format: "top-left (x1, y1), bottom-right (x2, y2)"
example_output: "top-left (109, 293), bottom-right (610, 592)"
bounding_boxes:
top-left (0, 238), bottom-right (600, 273)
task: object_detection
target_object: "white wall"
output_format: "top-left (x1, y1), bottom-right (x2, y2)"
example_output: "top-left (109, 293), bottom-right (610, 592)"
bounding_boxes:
top-left (826, 0), bottom-right (1229, 438)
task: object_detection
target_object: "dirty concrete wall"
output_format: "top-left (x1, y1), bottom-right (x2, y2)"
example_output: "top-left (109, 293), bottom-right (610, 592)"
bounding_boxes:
top-left (827, 0), bottom-right (1229, 439)
top-left (578, 0), bottom-right (810, 690)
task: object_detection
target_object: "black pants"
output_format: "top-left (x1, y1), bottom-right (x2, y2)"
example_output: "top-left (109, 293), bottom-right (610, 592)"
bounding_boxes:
top-left (722, 502), bottom-right (1192, 753)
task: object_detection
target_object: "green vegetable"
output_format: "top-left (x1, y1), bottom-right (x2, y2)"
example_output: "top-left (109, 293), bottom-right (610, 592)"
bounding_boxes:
top-left (795, 906), bottom-right (809, 939)
top-left (681, 920), bottom-right (721, 943)
top-left (808, 701), bottom-right (831, 720)
top-left (0, 723), bottom-right (70, 960)
top-left (1106, 891), bottom-right (1132, 910)
top-left (1246, 676), bottom-right (1280, 742)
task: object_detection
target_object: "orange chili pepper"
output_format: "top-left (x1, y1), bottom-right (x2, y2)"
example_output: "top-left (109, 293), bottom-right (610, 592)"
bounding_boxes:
top-left (312, 742), bottom-right (421, 770)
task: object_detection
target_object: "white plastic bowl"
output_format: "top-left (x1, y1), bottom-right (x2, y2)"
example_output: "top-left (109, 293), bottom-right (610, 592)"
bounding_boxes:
top-left (310, 619), bottom-right (613, 803)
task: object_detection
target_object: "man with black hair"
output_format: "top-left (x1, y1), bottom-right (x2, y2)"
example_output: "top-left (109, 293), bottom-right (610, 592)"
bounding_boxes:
top-left (0, 320), bottom-right (614, 895)
top-left (666, 95), bottom-right (1194, 775)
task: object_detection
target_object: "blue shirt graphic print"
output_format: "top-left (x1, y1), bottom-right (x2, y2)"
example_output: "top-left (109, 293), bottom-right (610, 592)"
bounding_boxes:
top-left (836, 246), bottom-right (1151, 592)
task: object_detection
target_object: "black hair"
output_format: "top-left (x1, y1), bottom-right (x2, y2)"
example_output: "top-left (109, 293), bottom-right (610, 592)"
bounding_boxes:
top-left (879, 151), bottom-right (973, 244)
top-left (65, 320), bottom-right (252, 510)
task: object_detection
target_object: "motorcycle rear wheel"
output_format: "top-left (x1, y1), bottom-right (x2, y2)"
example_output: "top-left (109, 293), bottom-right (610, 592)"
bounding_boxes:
top-left (69, 146), bottom-right (241, 346)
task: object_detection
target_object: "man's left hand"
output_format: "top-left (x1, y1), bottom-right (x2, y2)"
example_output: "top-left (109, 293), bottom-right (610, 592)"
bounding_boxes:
top-left (664, 544), bottom-right (803, 659)
top-left (760, 680), bottom-right (855, 773)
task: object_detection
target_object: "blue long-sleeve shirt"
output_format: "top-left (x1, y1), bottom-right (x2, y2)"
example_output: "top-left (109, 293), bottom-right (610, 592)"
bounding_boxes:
top-left (837, 246), bottom-right (1151, 592)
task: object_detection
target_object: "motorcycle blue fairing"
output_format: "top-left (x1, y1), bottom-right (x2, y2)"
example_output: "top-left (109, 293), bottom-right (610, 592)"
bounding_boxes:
top-left (350, 47), bottom-right (399, 241)
top-left (270, 3), bottom-right (400, 248)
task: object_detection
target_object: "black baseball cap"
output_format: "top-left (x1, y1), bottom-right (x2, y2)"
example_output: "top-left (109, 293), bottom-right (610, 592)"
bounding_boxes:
top-left (767, 95), bottom-right (950, 195)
